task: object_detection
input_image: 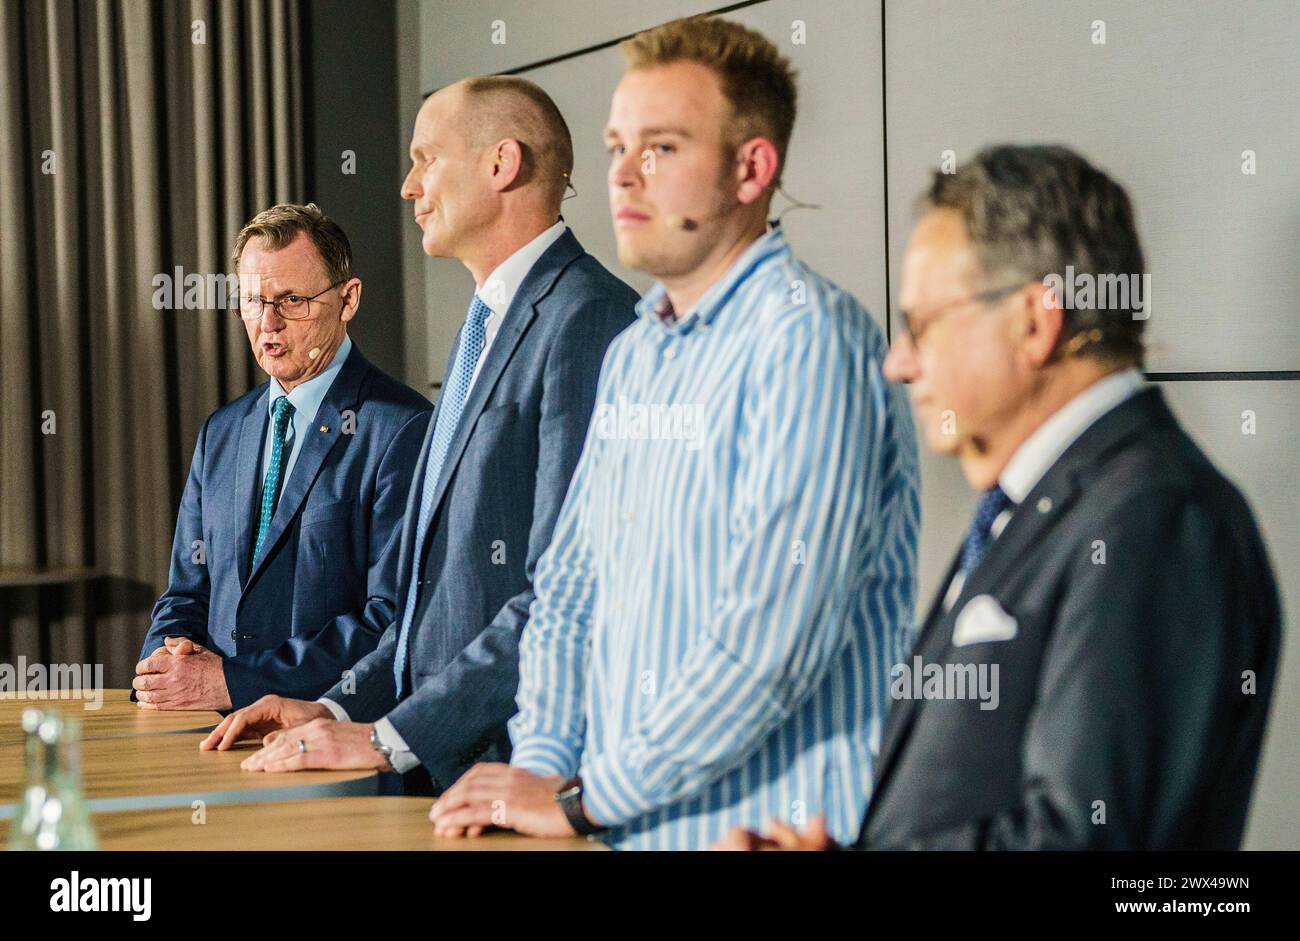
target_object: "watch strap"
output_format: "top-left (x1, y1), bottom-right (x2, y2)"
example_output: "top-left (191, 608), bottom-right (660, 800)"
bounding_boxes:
top-left (369, 726), bottom-right (395, 772)
top-left (556, 775), bottom-right (604, 836)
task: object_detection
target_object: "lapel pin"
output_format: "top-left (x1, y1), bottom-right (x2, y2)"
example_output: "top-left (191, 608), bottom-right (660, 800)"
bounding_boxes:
top-left (320, 425), bottom-right (329, 433)
top-left (1037, 497), bottom-right (1053, 513)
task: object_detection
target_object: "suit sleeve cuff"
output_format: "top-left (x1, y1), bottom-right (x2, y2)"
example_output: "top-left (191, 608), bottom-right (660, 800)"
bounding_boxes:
top-left (509, 736), bottom-right (580, 779)
top-left (317, 698), bottom-right (351, 722)
top-left (375, 717), bottom-right (421, 774)
top-left (220, 657), bottom-right (263, 711)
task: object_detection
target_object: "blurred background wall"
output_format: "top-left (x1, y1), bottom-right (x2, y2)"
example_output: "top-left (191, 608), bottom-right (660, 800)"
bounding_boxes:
top-left (0, 0), bottom-right (1294, 848)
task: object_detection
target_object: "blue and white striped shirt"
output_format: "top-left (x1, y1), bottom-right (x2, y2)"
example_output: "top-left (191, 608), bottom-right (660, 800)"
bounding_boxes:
top-left (509, 226), bottom-right (920, 850)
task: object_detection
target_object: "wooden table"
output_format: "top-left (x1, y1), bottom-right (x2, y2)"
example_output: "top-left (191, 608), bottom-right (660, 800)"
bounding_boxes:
top-left (0, 733), bottom-right (376, 820)
top-left (0, 796), bottom-right (604, 850)
top-left (0, 689), bottom-right (221, 744)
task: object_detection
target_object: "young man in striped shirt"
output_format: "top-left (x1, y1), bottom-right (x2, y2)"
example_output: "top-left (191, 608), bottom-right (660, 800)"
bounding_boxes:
top-left (431, 16), bottom-right (920, 850)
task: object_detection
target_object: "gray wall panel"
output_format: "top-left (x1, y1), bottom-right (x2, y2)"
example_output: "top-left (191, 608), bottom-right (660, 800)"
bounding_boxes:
top-left (729, 0), bottom-right (888, 324)
top-left (309, 0), bottom-right (406, 380)
top-left (1161, 380), bottom-right (1300, 850)
top-left (523, 46), bottom-right (653, 297)
top-left (885, 0), bottom-right (1300, 373)
top-left (419, 0), bottom-right (713, 92)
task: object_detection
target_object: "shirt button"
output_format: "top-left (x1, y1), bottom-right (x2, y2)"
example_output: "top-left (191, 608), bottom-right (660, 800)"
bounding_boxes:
top-left (230, 629), bottom-right (237, 640)
top-left (663, 346), bottom-right (677, 359)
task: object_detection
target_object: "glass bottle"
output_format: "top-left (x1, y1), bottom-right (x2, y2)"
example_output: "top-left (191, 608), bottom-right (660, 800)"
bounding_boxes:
top-left (7, 709), bottom-right (97, 850)
top-left (6, 708), bottom-right (49, 850)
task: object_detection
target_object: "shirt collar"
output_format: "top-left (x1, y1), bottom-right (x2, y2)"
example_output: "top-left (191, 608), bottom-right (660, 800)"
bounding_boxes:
top-left (635, 223), bottom-right (789, 331)
top-left (268, 333), bottom-right (353, 423)
top-left (477, 220), bottom-right (567, 318)
top-left (999, 366), bottom-right (1146, 503)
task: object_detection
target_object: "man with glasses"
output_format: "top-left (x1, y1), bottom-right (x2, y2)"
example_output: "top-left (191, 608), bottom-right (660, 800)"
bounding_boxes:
top-left (134, 202), bottom-right (433, 712)
top-left (721, 144), bottom-right (1281, 850)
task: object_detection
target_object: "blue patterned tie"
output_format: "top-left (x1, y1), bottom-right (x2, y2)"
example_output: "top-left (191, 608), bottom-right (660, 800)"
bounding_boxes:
top-left (958, 484), bottom-right (1015, 576)
top-left (393, 295), bottom-right (491, 696)
top-left (253, 396), bottom-right (295, 565)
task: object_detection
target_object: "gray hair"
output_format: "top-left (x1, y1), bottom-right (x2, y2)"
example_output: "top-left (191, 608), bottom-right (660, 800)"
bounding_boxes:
top-left (232, 202), bottom-right (353, 286)
top-left (923, 145), bottom-right (1147, 366)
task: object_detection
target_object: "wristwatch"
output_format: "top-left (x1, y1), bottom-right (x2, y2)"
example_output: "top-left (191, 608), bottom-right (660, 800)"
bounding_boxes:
top-left (555, 775), bottom-right (605, 836)
top-left (369, 726), bottom-right (395, 772)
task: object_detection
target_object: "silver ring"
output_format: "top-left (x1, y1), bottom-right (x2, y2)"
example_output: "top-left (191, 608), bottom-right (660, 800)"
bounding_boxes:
top-left (297, 738), bottom-right (307, 754)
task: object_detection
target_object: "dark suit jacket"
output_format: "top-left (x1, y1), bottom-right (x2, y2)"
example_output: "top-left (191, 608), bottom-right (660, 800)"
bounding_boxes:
top-left (859, 386), bottom-right (1281, 850)
top-left (322, 228), bottom-right (638, 791)
top-left (141, 344), bottom-right (433, 708)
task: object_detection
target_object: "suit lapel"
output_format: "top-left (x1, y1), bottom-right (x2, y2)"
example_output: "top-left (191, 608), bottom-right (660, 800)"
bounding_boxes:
top-left (867, 386), bottom-right (1173, 823)
top-left (869, 512), bottom-right (1065, 818)
top-left (392, 410), bottom-right (437, 624)
top-left (234, 391), bottom-right (269, 589)
top-left (418, 228), bottom-right (584, 545)
top-left (244, 344), bottom-right (371, 590)
top-left (421, 296), bottom-right (540, 527)
top-left (954, 387), bottom-right (1171, 616)
top-left (951, 470), bottom-right (1082, 616)
top-left (872, 546), bottom-right (962, 790)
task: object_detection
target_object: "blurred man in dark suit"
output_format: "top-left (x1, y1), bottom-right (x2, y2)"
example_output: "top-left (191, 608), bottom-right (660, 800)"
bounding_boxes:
top-left (201, 76), bottom-right (638, 794)
top-left (721, 144), bottom-right (1281, 850)
top-left (135, 203), bottom-right (432, 711)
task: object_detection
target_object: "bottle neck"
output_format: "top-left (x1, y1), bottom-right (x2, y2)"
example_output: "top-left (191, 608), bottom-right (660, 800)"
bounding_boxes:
top-left (22, 726), bottom-right (48, 790)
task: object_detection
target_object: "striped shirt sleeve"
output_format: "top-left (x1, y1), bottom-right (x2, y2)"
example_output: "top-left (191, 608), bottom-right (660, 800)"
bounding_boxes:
top-left (506, 366), bottom-right (607, 778)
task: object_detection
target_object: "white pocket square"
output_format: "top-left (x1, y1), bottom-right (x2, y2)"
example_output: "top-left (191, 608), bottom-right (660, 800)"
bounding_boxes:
top-left (952, 594), bottom-right (1019, 646)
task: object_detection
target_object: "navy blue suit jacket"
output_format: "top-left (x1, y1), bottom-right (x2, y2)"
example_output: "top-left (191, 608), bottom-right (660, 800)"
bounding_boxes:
top-left (141, 344), bottom-right (433, 708)
top-left (859, 388), bottom-right (1281, 849)
top-left (322, 228), bottom-right (637, 790)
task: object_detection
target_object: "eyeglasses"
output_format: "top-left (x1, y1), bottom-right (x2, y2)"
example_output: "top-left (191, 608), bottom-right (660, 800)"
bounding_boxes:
top-left (237, 281), bottom-right (346, 321)
top-left (897, 282), bottom-right (1026, 347)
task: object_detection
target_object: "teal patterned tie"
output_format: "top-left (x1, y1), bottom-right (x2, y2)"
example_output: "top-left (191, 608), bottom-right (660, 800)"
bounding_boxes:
top-left (253, 396), bottom-right (295, 564)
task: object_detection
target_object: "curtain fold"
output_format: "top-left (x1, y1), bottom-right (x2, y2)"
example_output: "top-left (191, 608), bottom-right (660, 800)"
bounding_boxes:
top-left (0, 0), bottom-right (306, 687)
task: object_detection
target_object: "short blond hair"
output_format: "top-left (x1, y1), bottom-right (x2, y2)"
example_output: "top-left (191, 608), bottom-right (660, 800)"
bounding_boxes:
top-left (232, 202), bottom-right (352, 285)
top-left (621, 17), bottom-right (797, 186)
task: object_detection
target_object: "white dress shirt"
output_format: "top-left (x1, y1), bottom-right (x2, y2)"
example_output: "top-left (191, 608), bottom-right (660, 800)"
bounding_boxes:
top-left (469, 219), bottom-right (566, 386)
top-left (942, 367), bottom-right (1146, 611)
top-left (261, 333), bottom-right (352, 487)
top-left (317, 220), bottom-right (567, 772)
